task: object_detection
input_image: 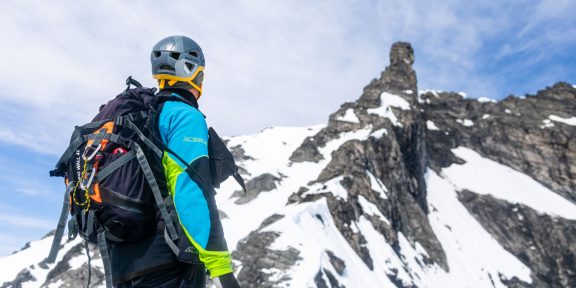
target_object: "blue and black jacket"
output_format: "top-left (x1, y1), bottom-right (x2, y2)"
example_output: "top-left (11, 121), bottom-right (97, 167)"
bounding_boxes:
top-left (157, 88), bottom-right (232, 277)
top-left (109, 88), bottom-right (232, 283)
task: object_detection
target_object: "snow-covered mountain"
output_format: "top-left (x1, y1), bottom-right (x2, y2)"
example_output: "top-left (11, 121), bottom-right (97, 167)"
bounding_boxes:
top-left (2, 42), bottom-right (575, 288)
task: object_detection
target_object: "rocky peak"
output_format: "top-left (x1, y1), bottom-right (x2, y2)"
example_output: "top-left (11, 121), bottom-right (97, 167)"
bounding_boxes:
top-left (390, 42), bottom-right (415, 67)
top-left (289, 41), bottom-right (446, 273)
top-left (359, 42), bottom-right (417, 107)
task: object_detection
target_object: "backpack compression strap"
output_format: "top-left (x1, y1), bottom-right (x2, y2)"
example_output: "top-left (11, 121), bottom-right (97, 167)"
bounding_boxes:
top-left (46, 182), bottom-right (75, 263)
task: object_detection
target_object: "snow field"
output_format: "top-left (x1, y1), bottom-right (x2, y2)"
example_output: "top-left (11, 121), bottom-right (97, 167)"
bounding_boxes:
top-left (548, 115), bottom-right (576, 126)
top-left (367, 92), bottom-right (411, 126)
top-left (216, 125), bottom-right (325, 250)
top-left (478, 97), bottom-right (497, 103)
top-left (366, 170), bottom-right (388, 200)
top-left (263, 198), bottom-right (401, 288)
top-left (443, 147), bottom-right (576, 220)
top-left (369, 128), bottom-right (388, 138)
top-left (337, 108), bottom-right (360, 123)
top-left (426, 170), bottom-right (533, 287)
top-left (0, 234), bottom-right (89, 288)
top-left (426, 120), bottom-right (439, 130)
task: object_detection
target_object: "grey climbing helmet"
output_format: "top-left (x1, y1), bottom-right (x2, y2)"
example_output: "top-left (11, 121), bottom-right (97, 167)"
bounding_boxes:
top-left (151, 35), bottom-right (205, 94)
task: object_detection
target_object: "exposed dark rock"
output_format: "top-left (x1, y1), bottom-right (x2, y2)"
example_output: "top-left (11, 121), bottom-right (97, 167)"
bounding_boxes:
top-left (499, 275), bottom-right (533, 288)
top-left (286, 186), bottom-right (309, 205)
top-left (232, 173), bottom-right (281, 204)
top-left (218, 209), bottom-right (228, 220)
top-left (314, 270), bottom-right (330, 288)
top-left (233, 230), bottom-right (301, 288)
top-left (0, 268), bottom-right (36, 288)
top-left (314, 269), bottom-right (346, 288)
top-left (42, 230), bottom-right (56, 239)
top-left (289, 137), bottom-right (325, 163)
top-left (323, 268), bottom-right (345, 288)
top-left (42, 242), bottom-right (105, 288)
top-left (11, 242), bottom-right (31, 255)
top-left (459, 190), bottom-right (576, 288)
top-left (325, 250), bottom-right (346, 276)
top-left (386, 268), bottom-right (416, 288)
top-left (230, 145), bottom-right (255, 162)
top-left (326, 194), bottom-right (373, 269)
top-left (258, 214), bottom-right (284, 230)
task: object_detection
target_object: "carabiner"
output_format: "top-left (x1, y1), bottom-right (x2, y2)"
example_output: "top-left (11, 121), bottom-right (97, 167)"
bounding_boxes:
top-left (82, 144), bottom-right (102, 161)
top-left (80, 168), bottom-right (97, 191)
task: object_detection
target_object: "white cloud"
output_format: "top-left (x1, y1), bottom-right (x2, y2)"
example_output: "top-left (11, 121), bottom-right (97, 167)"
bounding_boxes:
top-left (0, 0), bottom-right (573, 152)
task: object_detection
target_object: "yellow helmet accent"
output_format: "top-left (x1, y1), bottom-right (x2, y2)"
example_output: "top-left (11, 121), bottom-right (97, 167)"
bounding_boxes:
top-left (153, 66), bottom-right (205, 96)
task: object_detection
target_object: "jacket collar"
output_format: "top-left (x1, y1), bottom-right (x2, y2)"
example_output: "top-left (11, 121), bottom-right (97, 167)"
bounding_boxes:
top-left (159, 88), bottom-right (199, 109)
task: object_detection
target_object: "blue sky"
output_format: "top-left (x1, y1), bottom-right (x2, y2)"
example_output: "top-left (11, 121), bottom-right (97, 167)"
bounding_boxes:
top-left (0, 0), bottom-right (574, 256)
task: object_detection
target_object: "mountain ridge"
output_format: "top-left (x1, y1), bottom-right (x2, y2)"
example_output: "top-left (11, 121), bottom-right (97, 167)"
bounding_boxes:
top-left (1, 42), bottom-right (575, 288)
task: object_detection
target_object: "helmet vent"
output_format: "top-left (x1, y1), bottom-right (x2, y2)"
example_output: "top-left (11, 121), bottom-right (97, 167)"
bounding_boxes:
top-left (185, 63), bottom-right (195, 71)
top-left (169, 52), bottom-right (180, 60)
top-left (189, 51), bottom-right (199, 57)
top-left (160, 65), bottom-right (175, 71)
top-left (153, 51), bottom-right (161, 57)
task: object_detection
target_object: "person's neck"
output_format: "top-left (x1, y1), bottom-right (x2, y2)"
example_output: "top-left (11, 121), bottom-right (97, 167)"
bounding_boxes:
top-left (161, 87), bottom-right (199, 109)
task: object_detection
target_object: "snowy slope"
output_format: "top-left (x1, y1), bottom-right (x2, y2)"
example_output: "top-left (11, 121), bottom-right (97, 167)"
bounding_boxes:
top-left (2, 42), bottom-right (575, 288)
top-left (2, 106), bottom-right (576, 288)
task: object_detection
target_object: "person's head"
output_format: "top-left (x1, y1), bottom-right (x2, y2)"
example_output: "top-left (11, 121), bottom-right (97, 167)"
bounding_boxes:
top-left (150, 35), bottom-right (205, 99)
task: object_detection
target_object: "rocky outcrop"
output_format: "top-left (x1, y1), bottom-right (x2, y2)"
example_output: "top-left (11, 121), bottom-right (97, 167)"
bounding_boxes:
top-left (0, 269), bottom-right (36, 288)
top-left (1, 240), bottom-right (104, 288)
top-left (290, 42), bottom-right (447, 272)
top-left (421, 83), bottom-right (576, 287)
top-left (42, 242), bottom-right (104, 288)
top-left (423, 83), bottom-right (576, 203)
top-left (459, 191), bottom-right (576, 288)
top-left (232, 173), bottom-right (281, 204)
top-left (284, 41), bottom-right (575, 287)
top-left (233, 229), bottom-right (301, 288)
top-left (315, 268), bottom-right (345, 288)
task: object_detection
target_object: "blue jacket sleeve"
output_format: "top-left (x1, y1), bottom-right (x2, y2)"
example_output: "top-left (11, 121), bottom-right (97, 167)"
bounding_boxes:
top-left (158, 100), bottom-right (232, 277)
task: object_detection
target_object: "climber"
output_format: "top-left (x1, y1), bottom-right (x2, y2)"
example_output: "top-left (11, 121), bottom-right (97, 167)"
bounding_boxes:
top-left (110, 35), bottom-right (241, 288)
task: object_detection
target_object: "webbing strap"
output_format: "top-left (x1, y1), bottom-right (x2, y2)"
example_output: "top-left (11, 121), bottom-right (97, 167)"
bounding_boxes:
top-left (124, 119), bottom-right (163, 159)
top-left (78, 119), bottom-right (112, 131)
top-left (54, 135), bottom-right (88, 170)
top-left (133, 143), bottom-right (178, 241)
top-left (96, 150), bottom-right (137, 181)
top-left (164, 227), bottom-right (180, 256)
top-left (97, 230), bottom-right (113, 288)
top-left (47, 183), bottom-right (74, 263)
top-left (84, 210), bottom-right (95, 237)
top-left (90, 128), bottom-right (107, 148)
top-left (104, 231), bottom-right (124, 242)
top-left (81, 211), bottom-right (87, 235)
top-left (68, 218), bottom-right (78, 240)
top-left (145, 130), bottom-right (214, 192)
top-left (84, 241), bottom-right (92, 288)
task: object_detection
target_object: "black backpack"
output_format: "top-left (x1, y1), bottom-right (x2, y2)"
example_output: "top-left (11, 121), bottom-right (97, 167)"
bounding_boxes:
top-left (47, 77), bottom-right (245, 288)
